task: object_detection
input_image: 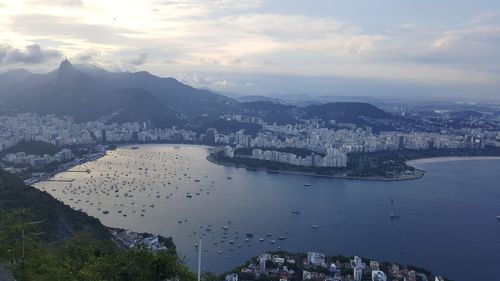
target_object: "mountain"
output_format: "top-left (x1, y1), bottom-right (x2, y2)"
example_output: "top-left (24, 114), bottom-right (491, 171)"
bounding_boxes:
top-left (301, 102), bottom-right (392, 122)
top-left (238, 101), bottom-right (394, 127)
top-left (241, 101), bottom-right (300, 125)
top-left (0, 60), bottom-right (236, 127)
top-left (237, 95), bottom-right (285, 103)
top-left (0, 69), bottom-right (51, 102)
top-left (0, 60), bottom-right (397, 130)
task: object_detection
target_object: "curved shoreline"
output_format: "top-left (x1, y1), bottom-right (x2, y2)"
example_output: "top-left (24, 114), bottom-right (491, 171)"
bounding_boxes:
top-left (407, 156), bottom-right (500, 165)
top-left (206, 155), bottom-right (425, 182)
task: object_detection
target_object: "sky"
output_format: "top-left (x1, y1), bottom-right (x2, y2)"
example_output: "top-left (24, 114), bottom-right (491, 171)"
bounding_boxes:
top-left (1, 0), bottom-right (500, 100)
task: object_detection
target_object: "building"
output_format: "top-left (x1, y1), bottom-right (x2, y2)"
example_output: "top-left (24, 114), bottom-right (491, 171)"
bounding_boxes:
top-left (205, 128), bottom-right (217, 145)
top-left (372, 270), bottom-right (387, 281)
top-left (225, 273), bottom-right (238, 281)
top-left (370, 260), bottom-right (380, 270)
top-left (353, 266), bottom-right (363, 281)
top-left (307, 252), bottom-right (326, 267)
top-left (224, 146), bottom-right (235, 158)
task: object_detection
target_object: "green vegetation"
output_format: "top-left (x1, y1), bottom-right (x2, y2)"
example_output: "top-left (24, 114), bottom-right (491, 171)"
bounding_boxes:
top-left (210, 151), bottom-right (346, 176)
top-left (212, 146), bottom-right (500, 179)
top-left (0, 141), bottom-right (58, 157)
top-left (235, 147), bottom-right (324, 158)
top-left (0, 170), bottom-right (194, 281)
top-left (0, 212), bottom-right (194, 281)
top-left (0, 170), bottom-right (111, 241)
top-left (348, 146), bottom-right (500, 177)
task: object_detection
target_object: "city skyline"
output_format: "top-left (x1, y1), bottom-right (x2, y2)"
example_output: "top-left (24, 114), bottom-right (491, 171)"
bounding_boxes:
top-left (1, 0), bottom-right (500, 99)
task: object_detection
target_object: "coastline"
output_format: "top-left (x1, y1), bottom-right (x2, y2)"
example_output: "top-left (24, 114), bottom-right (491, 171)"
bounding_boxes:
top-left (30, 144), bottom-right (500, 185)
top-left (27, 143), bottom-right (213, 186)
top-left (407, 155), bottom-right (500, 165)
top-left (206, 154), bottom-right (426, 182)
top-left (26, 150), bottom-right (109, 185)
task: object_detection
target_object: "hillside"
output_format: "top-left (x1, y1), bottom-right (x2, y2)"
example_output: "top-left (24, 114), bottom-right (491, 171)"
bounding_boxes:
top-left (0, 140), bottom-right (58, 156)
top-left (240, 101), bottom-right (299, 125)
top-left (0, 170), bottom-right (111, 241)
top-left (0, 60), bottom-right (236, 127)
top-left (239, 101), bottom-right (395, 128)
top-left (0, 61), bottom-right (400, 131)
top-left (301, 102), bottom-right (392, 122)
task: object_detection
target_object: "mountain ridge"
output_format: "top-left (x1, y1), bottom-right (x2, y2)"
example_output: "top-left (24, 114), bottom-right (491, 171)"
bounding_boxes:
top-left (0, 60), bottom-right (395, 130)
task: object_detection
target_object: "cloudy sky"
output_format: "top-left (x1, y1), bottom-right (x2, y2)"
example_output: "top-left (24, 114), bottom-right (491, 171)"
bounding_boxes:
top-left (1, 0), bottom-right (500, 100)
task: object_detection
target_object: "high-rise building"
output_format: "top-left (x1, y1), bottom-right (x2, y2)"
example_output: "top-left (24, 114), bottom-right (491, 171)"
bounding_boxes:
top-left (101, 129), bottom-right (107, 142)
top-left (353, 267), bottom-right (363, 281)
top-left (205, 128), bottom-right (217, 144)
top-left (398, 136), bottom-right (405, 149)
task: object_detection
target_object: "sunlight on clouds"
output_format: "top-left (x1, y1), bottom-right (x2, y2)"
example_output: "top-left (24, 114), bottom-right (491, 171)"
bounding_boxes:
top-left (432, 35), bottom-right (460, 49)
top-left (1, 0), bottom-right (500, 91)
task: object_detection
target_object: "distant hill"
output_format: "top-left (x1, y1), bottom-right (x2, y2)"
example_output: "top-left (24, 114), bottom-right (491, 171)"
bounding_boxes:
top-left (239, 101), bottom-right (393, 127)
top-left (0, 60), bottom-right (236, 127)
top-left (237, 95), bottom-right (285, 103)
top-left (0, 170), bottom-right (111, 241)
top-left (241, 101), bottom-right (299, 125)
top-left (1, 141), bottom-right (58, 156)
top-left (301, 102), bottom-right (392, 122)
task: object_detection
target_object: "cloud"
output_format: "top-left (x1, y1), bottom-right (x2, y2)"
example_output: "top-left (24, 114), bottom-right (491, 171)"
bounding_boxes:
top-left (28, 0), bottom-right (83, 7)
top-left (128, 53), bottom-right (148, 65)
top-left (176, 73), bottom-right (237, 89)
top-left (153, 0), bottom-right (262, 17)
top-left (0, 44), bottom-right (61, 65)
top-left (7, 14), bottom-right (142, 48)
top-left (431, 35), bottom-right (460, 49)
top-left (468, 10), bottom-right (500, 25)
top-left (1, 1), bottom-right (500, 98)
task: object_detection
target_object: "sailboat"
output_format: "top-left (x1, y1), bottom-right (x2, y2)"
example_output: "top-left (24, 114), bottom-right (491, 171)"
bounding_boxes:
top-left (389, 212), bottom-right (400, 219)
top-left (389, 197), bottom-right (400, 218)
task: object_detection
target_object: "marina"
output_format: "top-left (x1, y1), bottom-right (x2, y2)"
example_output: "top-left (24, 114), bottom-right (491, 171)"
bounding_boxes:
top-left (33, 144), bottom-right (500, 281)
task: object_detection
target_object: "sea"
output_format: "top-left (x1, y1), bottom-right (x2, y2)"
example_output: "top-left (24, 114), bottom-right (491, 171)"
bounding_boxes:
top-left (33, 144), bottom-right (500, 281)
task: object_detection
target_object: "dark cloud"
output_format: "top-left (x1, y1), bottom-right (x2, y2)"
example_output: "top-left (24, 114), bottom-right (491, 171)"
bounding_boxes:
top-left (0, 44), bottom-right (61, 65)
top-left (129, 53), bottom-right (148, 65)
top-left (73, 50), bottom-right (98, 63)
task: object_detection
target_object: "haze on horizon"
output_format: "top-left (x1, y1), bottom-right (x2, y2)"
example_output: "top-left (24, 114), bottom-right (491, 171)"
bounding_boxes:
top-left (1, 0), bottom-right (500, 101)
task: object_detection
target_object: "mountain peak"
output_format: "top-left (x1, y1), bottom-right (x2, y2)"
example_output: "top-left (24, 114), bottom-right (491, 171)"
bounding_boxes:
top-left (59, 59), bottom-right (73, 72)
top-left (57, 59), bottom-right (76, 83)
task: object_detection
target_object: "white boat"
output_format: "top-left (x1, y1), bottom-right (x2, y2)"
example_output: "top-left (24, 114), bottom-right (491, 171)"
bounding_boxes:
top-left (496, 215), bottom-right (500, 220)
top-left (311, 225), bottom-right (319, 229)
top-left (304, 183), bottom-right (312, 187)
top-left (390, 212), bottom-right (400, 219)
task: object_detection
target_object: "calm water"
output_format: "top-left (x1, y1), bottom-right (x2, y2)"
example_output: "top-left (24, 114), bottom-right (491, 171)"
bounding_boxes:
top-left (34, 145), bottom-right (500, 281)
